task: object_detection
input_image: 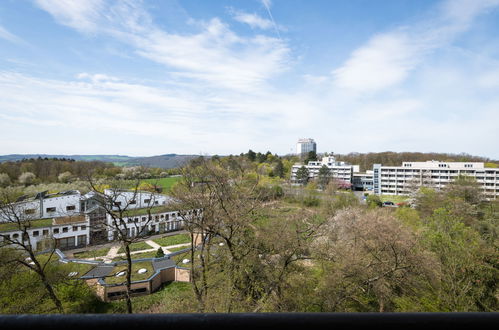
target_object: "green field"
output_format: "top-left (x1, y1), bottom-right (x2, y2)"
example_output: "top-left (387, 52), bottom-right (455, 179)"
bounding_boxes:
top-left (379, 195), bottom-right (409, 204)
top-left (142, 177), bottom-right (181, 193)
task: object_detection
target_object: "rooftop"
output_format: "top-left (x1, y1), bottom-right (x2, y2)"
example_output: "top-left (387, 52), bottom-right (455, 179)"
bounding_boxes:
top-left (0, 218), bottom-right (54, 232)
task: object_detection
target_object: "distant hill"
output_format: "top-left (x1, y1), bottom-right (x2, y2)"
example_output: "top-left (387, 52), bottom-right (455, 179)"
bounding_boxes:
top-left (0, 154), bottom-right (200, 169)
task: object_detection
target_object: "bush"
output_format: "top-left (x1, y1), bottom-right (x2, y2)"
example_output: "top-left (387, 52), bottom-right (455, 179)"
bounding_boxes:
top-left (155, 247), bottom-right (165, 258)
top-left (58, 171), bottom-right (73, 183)
top-left (18, 172), bottom-right (36, 186)
top-left (0, 173), bottom-right (11, 187)
top-left (303, 195), bottom-right (320, 207)
top-left (366, 194), bottom-right (382, 208)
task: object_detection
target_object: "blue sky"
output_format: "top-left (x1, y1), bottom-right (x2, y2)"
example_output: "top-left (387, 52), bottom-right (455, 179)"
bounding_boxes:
top-left (0, 0), bottom-right (498, 158)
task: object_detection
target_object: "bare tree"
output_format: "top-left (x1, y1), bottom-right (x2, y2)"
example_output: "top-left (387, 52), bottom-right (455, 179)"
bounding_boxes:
top-left (86, 173), bottom-right (162, 313)
top-left (312, 207), bottom-right (439, 312)
top-left (0, 188), bottom-right (63, 313)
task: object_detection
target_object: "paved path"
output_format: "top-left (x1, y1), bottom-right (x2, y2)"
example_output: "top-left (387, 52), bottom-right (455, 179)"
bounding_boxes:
top-left (102, 245), bottom-right (120, 264)
top-left (85, 242), bottom-right (191, 262)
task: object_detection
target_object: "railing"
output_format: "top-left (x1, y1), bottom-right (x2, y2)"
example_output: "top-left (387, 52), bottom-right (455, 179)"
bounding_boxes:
top-left (0, 313), bottom-right (496, 329)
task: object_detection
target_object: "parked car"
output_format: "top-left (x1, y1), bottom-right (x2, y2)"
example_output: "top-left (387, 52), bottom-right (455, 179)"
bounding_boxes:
top-left (382, 201), bottom-right (396, 207)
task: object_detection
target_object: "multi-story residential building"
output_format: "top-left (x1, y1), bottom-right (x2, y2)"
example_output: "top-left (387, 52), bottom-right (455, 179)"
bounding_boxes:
top-left (0, 189), bottom-right (194, 250)
top-left (296, 138), bottom-right (317, 156)
top-left (291, 156), bottom-right (359, 186)
top-left (372, 161), bottom-right (499, 199)
top-left (0, 190), bottom-right (93, 222)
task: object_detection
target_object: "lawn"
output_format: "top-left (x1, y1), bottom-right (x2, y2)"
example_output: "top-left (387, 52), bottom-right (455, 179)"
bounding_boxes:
top-left (117, 241), bottom-right (153, 254)
top-left (142, 177), bottom-right (181, 193)
top-left (73, 247), bottom-right (110, 259)
top-left (105, 261), bottom-right (155, 284)
top-left (96, 281), bottom-right (194, 313)
top-left (152, 233), bottom-right (190, 247)
top-left (379, 195), bottom-right (409, 204)
top-left (113, 250), bottom-right (159, 261)
top-left (167, 246), bottom-right (189, 253)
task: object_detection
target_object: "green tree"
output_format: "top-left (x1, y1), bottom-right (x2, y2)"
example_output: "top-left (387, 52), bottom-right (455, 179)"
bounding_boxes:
top-left (295, 166), bottom-right (309, 185)
top-left (247, 150), bottom-right (256, 162)
top-left (317, 165), bottom-right (331, 189)
top-left (304, 151), bottom-right (317, 164)
top-left (274, 159), bottom-right (285, 178)
top-left (422, 208), bottom-right (496, 311)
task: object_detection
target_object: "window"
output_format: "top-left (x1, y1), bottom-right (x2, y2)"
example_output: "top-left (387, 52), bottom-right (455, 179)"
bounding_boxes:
top-left (13, 233), bottom-right (19, 239)
top-left (73, 226), bottom-right (78, 231)
top-left (43, 229), bottom-right (49, 236)
top-left (142, 217), bottom-right (146, 222)
top-left (81, 225), bottom-right (86, 230)
top-left (66, 205), bottom-right (76, 211)
top-left (33, 231), bottom-right (39, 237)
top-left (25, 209), bottom-right (36, 215)
top-left (53, 228), bottom-right (59, 234)
top-left (130, 200), bottom-right (136, 204)
top-left (62, 227), bottom-right (68, 233)
top-left (144, 199), bottom-right (151, 204)
top-left (46, 207), bottom-right (56, 212)
top-left (114, 202), bottom-right (122, 206)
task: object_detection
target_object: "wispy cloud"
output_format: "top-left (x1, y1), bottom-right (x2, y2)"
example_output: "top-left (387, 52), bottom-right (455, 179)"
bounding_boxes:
top-left (35, 0), bottom-right (290, 91)
top-left (332, 0), bottom-right (499, 94)
top-left (0, 24), bottom-right (25, 45)
top-left (35, 0), bottom-right (105, 34)
top-left (232, 11), bottom-right (273, 30)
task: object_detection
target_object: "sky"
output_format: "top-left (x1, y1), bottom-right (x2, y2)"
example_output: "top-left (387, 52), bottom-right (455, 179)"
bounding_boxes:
top-left (0, 0), bottom-right (498, 158)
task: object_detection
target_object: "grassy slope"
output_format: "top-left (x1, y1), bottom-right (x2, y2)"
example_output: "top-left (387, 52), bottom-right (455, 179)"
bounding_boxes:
top-left (142, 177), bottom-right (181, 192)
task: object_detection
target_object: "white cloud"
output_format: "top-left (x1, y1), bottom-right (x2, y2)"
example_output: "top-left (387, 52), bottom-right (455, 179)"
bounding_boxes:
top-left (332, 0), bottom-right (499, 94)
top-left (35, 1), bottom-right (290, 91)
top-left (233, 11), bottom-right (273, 30)
top-left (35, 0), bottom-right (105, 34)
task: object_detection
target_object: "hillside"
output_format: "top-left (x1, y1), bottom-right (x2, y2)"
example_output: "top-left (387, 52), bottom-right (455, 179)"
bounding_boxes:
top-left (0, 154), bottom-right (199, 169)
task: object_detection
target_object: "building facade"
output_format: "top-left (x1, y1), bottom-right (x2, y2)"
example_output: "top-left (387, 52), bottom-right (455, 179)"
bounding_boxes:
top-left (353, 170), bottom-right (374, 191)
top-left (372, 161), bottom-right (499, 199)
top-left (296, 138), bottom-right (317, 156)
top-left (291, 156), bottom-right (359, 186)
top-left (0, 189), bottom-right (195, 251)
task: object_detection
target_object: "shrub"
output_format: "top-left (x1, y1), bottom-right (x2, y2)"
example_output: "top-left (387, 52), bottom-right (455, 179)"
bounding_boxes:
top-left (18, 172), bottom-right (36, 186)
top-left (303, 195), bottom-right (320, 207)
top-left (0, 173), bottom-right (11, 187)
top-left (155, 247), bottom-right (165, 258)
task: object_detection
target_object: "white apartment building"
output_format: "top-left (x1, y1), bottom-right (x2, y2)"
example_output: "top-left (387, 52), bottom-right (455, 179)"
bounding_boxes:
top-left (0, 189), bottom-right (191, 251)
top-left (296, 138), bottom-right (317, 156)
top-left (291, 156), bottom-right (359, 185)
top-left (0, 190), bottom-right (90, 223)
top-left (372, 161), bottom-right (499, 199)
